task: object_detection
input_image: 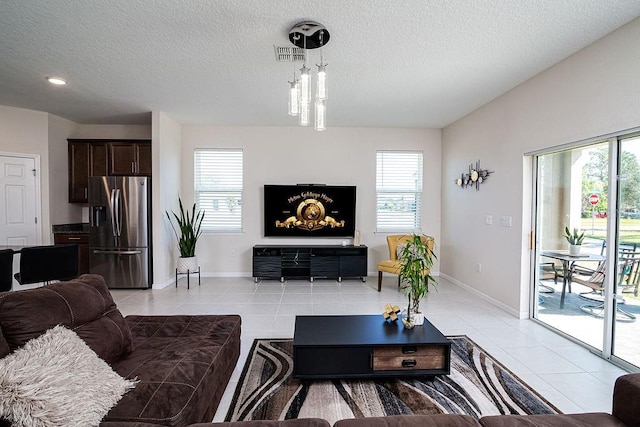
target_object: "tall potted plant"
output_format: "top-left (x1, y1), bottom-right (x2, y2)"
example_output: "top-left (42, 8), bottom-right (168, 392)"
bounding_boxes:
top-left (564, 226), bottom-right (585, 256)
top-left (166, 198), bottom-right (204, 273)
top-left (398, 234), bottom-right (437, 328)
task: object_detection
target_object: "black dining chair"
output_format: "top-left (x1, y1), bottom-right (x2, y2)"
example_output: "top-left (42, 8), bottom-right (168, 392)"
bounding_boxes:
top-left (14, 244), bottom-right (79, 286)
top-left (0, 249), bottom-right (14, 292)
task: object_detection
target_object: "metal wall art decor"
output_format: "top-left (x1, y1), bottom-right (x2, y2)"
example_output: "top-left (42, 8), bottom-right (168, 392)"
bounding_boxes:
top-left (455, 160), bottom-right (493, 191)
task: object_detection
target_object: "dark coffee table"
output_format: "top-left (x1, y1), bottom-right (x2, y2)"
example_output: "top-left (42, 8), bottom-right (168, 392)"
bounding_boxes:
top-left (292, 314), bottom-right (451, 379)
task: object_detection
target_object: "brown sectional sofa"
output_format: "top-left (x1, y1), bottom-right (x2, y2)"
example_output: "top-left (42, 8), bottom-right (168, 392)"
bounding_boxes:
top-left (0, 274), bottom-right (241, 426)
top-left (193, 372), bottom-right (640, 427)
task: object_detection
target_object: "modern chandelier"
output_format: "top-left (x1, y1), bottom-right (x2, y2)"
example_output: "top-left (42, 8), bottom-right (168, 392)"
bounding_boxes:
top-left (286, 21), bottom-right (330, 131)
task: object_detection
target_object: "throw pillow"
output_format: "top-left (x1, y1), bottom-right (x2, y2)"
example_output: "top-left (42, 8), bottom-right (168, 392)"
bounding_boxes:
top-left (396, 244), bottom-right (406, 259)
top-left (0, 325), bottom-right (137, 427)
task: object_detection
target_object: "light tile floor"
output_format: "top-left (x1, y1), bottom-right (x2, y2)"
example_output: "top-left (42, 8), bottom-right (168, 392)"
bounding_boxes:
top-left (111, 276), bottom-right (629, 422)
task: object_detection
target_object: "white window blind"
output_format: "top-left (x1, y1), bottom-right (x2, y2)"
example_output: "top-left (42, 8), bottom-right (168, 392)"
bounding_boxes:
top-left (376, 150), bottom-right (423, 232)
top-left (194, 149), bottom-right (243, 231)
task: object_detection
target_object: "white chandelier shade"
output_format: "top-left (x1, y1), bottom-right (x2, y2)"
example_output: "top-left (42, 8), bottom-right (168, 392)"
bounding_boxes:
top-left (315, 99), bottom-right (326, 131)
top-left (299, 99), bottom-right (310, 126)
top-left (288, 80), bottom-right (299, 116)
top-left (316, 62), bottom-right (327, 101)
top-left (299, 65), bottom-right (311, 105)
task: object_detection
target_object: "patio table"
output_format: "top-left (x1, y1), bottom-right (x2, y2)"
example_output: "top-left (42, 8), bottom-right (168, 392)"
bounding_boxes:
top-left (540, 251), bottom-right (605, 309)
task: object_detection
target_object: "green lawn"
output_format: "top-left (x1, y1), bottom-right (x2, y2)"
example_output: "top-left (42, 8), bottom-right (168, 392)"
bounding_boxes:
top-left (580, 218), bottom-right (640, 244)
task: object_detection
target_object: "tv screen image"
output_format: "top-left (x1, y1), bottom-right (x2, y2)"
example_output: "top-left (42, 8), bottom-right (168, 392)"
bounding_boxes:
top-left (264, 185), bottom-right (356, 237)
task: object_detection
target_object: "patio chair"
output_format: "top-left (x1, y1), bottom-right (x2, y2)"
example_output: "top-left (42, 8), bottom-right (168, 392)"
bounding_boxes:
top-left (539, 262), bottom-right (558, 293)
top-left (618, 250), bottom-right (640, 297)
top-left (570, 260), bottom-right (636, 322)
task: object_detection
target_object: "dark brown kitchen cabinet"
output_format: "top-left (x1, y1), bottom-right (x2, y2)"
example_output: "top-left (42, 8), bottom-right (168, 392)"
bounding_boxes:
top-left (68, 141), bottom-right (108, 203)
top-left (109, 142), bottom-right (152, 176)
top-left (53, 233), bottom-right (90, 275)
top-left (68, 139), bottom-right (151, 203)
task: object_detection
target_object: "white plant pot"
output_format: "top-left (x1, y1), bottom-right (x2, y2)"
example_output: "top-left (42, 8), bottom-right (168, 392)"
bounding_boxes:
top-left (569, 244), bottom-right (581, 256)
top-left (177, 256), bottom-right (198, 273)
top-left (413, 312), bottom-right (425, 326)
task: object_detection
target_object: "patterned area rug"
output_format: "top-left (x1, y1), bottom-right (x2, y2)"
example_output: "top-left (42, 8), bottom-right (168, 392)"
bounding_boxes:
top-left (225, 336), bottom-right (559, 424)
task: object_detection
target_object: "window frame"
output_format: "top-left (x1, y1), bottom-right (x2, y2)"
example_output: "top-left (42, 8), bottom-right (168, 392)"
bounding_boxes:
top-left (194, 148), bottom-right (244, 232)
top-left (375, 150), bottom-right (423, 233)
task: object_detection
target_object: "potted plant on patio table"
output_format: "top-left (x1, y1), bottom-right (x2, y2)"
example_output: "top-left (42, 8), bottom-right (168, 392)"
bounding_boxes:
top-left (564, 226), bottom-right (585, 256)
top-left (398, 234), bottom-right (437, 328)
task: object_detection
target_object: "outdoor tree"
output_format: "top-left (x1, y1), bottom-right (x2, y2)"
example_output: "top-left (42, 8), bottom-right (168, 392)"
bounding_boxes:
top-left (582, 147), bottom-right (640, 213)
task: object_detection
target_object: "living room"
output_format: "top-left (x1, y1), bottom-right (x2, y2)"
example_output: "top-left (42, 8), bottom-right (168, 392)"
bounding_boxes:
top-left (2, 2), bottom-right (640, 426)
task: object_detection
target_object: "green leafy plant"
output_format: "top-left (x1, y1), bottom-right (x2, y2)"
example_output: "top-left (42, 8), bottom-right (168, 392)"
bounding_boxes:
top-left (564, 226), bottom-right (585, 245)
top-left (398, 234), bottom-right (437, 320)
top-left (166, 198), bottom-right (204, 257)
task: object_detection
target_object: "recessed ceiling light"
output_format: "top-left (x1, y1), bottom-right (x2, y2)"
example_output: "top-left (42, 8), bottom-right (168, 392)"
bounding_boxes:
top-left (47, 77), bottom-right (67, 85)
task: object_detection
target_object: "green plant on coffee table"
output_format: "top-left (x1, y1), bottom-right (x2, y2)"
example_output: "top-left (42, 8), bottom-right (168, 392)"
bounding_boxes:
top-left (563, 227), bottom-right (585, 246)
top-left (166, 198), bottom-right (204, 257)
top-left (398, 234), bottom-right (437, 321)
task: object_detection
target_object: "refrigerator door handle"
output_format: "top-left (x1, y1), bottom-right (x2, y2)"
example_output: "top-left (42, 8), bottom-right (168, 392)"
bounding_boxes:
top-left (109, 189), bottom-right (117, 238)
top-left (93, 250), bottom-right (143, 255)
top-left (115, 188), bottom-right (122, 237)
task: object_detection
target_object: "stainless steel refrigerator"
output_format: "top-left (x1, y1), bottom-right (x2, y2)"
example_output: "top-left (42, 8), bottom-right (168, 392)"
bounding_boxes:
top-left (89, 176), bottom-right (151, 288)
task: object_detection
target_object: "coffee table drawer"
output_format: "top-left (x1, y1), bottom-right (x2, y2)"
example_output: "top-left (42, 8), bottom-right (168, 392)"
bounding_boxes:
top-left (373, 345), bottom-right (447, 371)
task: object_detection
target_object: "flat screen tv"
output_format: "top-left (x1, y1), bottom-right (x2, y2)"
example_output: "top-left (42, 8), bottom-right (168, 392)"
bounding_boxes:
top-left (264, 184), bottom-right (356, 237)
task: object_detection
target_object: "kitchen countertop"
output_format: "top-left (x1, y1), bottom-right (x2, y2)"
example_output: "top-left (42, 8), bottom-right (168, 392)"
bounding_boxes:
top-left (52, 223), bottom-right (90, 234)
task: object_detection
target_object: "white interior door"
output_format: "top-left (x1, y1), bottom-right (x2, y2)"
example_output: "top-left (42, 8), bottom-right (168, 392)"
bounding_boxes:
top-left (0, 155), bottom-right (38, 246)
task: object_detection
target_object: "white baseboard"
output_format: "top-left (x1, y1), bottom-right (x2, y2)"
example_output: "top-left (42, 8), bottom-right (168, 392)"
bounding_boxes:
top-left (439, 273), bottom-right (527, 319)
top-left (151, 277), bottom-right (175, 289)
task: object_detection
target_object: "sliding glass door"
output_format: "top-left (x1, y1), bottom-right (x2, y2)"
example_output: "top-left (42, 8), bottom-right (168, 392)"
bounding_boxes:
top-left (532, 133), bottom-right (640, 369)
top-left (533, 142), bottom-right (608, 351)
top-left (612, 134), bottom-right (640, 368)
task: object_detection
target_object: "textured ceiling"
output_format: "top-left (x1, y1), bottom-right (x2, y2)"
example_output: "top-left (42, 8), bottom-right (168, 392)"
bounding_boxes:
top-left (1, 1), bottom-right (640, 128)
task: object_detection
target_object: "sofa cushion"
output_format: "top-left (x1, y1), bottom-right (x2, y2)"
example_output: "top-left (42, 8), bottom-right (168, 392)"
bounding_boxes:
top-left (0, 274), bottom-right (132, 364)
top-left (104, 314), bottom-right (241, 427)
top-left (334, 415), bottom-right (482, 427)
top-left (479, 413), bottom-right (627, 427)
top-left (0, 325), bottom-right (137, 427)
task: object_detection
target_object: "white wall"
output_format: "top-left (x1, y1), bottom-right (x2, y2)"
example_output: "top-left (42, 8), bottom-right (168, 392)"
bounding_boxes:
top-left (71, 124), bottom-right (151, 140)
top-left (48, 114), bottom-right (82, 230)
top-left (180, 126), bottom-right (442, 280)
top-left (441, 17), bottom-right (640, 317)
top-left (152, 111), bottom-right (182, 287)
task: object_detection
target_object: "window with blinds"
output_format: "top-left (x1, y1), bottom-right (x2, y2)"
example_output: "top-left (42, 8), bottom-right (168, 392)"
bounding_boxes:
top-left (194, 149), bottom-right (243, 232)
top-left (376, 150), bottom-right (423, 232)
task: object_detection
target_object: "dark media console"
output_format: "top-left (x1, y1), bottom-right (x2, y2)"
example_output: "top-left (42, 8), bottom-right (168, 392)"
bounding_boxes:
top-left (252, 245), bottom-right (367, 283)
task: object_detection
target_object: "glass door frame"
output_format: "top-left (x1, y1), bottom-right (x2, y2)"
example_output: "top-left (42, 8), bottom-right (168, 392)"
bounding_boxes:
top-left (529, 133), bottom-right (639, 370)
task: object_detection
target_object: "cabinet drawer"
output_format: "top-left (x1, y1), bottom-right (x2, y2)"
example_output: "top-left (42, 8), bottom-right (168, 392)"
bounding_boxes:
top-left (54, 233), bottom-right (89, 244)
top-left (372, 354), bottom-right (447, 371)
top-left (372, 345), bottom-right (447, 371)
top-left (53, 233), bottom-right (90, 275)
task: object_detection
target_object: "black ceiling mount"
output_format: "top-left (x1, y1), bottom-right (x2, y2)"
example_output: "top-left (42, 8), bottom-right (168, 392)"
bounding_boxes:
top-left (289, 21), bottom-right (330, 50)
